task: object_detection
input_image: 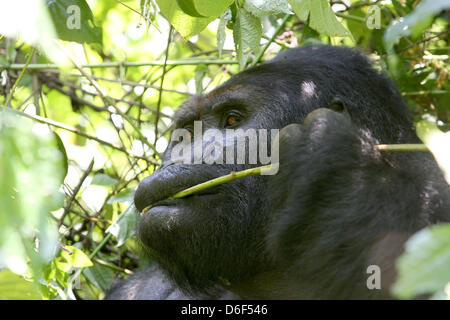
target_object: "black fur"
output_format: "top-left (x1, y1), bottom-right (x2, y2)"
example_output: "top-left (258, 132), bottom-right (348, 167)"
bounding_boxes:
top-left (106, 45), bottom-right (450, 300)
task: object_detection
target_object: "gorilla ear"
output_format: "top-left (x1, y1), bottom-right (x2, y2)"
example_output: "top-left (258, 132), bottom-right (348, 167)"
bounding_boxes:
top-left (329, 98), bottom-right (347, 113)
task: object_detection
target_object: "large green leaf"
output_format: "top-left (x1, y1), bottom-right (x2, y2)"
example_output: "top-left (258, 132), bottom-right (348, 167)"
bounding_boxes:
top-left (60, 246), bottom-right (93, 268)
top-left (176, 0), bottom-right (235, 18)
top-left (392, 224), bottom-right (450, 299)
top-left (384, 0), bottom-right (450, 54)
top-left (46, 0), bottom-right (102, 44)
top-left (288, 0), bottom-right (352, 38)
top-left (82, 262), bottom-right (115, 292)
top-left (416, 120), bottom-right (450, 185)
top-left (217, 8), bottom-right (232, 58)
top-left (91, 174), bottom-right (118, 187)
top-left (0, 108), bottom-right (65, 277)
top-left (233, 7), bottom-right (262, 69)
top-left (157, 0), bottom-right (215, 39)
top-left (0, 270), bottom-right (41, 300)
top-left (244, 0), bottom-right (291, 17)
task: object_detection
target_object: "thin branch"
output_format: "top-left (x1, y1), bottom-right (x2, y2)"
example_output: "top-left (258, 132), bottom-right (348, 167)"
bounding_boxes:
top-left (5, 47), bottom-right (36, 106)
top-left (115, 0), bottom-right (160, 33)
top-left (59, 158), bottom-right (95, 228)
top-left (5, 59), bottom-right (239, 70)
top-left (402, 90), bottom-right (449, 96)
top-left (155, 26), bottom-right (173, 139)
top-left (1, 107), bottom-right (160, 165)
top-left (250, 14), bottom-right (291, 67)
top-left (376, 144), bottom-right (429, 152)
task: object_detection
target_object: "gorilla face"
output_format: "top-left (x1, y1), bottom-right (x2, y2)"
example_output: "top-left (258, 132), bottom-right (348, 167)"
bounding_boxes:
top-left (132, 45), bottom-right (427, 297)
top-left (133, 82), bottom-right (290, 292)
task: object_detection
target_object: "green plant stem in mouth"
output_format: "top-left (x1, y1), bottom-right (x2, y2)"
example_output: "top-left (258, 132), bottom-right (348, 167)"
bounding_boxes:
top-left (140, 164), bottom-right (274, 215)
top-left (140, 143), bottom-right (431, 215)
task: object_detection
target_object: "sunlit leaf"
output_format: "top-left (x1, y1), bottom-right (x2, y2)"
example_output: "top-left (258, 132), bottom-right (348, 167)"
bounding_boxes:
top-left (46, 0), bottom-right (102, 44)
top-left (156, 0), bottom-right (215, 39)
top-left (384, 0), bottom-right (450, 54)
top-left (106, 205), bottom-right (139, 247)
top-left (233, 7), bottom-right (262, 69)
top-left (0, 270), bottom-right (41, 300)
top-left (61, 246), bottom-right (93, 268)
top-left (176, 0), bottom-right (235, 18)
top-left (244, 0), bottom-right (291, 17)
top-left (392, 224), bottom-right (450, 299)
top-left (288, 0), bottom-right (352, 38)
top-left (217, 8), bottom-right (232, 58)
top-left (107, 188), bottom-right (135, 205)
top-left (416, 120), bottom-right (450, 185)
top-left (91, 174), bottom-right (118, 187)
top-left (83, 262), bottom-right (115, 292)
top-left (195, 64), bottom-right (208, 94)
top-left (0, 109), bottom-right (65, 277)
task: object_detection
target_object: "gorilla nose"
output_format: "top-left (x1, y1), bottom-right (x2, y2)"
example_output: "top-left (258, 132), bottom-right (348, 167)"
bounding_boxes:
top-left (134, 164), bottom-right (230, 213)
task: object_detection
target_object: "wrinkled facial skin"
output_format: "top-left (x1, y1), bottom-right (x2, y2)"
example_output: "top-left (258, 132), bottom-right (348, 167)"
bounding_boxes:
top-left (133, 77), bottom-right (296, 292)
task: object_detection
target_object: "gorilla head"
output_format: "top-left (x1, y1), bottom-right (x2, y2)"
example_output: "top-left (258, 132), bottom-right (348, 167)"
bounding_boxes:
top-left (131, 45), bottom-right (449, 299)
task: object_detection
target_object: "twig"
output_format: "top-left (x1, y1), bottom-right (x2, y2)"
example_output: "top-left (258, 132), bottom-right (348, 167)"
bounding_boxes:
top-left (55, 41), bottom-right (160, 155)
top-left (5, 47), bottom-right (36, 106)
top-left (59, 158), bottom-right (95, 228)
top-left (115, 0), bottom-right (160, 33)
top-left (250, 14), bottom-right (291, 67)
top-left (1, 106), bottom-right (160, 165)
top-left (155, 26), bottom-right (173, 139)
top-left (376, 144), bottom-right (429, 152)
top-left (5, 59), bottom-right (239, 70)
top-left (402, 90), bottom-right (449, 96)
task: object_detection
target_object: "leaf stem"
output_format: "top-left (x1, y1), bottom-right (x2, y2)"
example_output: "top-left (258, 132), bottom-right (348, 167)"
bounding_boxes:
top-left (5, 47), bottom-right (36, 106)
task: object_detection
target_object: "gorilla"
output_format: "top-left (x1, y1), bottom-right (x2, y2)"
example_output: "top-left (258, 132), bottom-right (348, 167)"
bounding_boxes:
top-left (106, 45), bottom-right (450, 300)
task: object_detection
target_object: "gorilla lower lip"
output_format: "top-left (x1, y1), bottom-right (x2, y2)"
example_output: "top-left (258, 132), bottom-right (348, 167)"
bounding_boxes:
top-left (141, 192), bottom-right (218, 215)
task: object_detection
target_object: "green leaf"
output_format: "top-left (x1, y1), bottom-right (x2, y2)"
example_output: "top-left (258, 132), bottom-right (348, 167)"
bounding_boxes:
top-left (157, 0), bottom-right (215, 39)
top-left (195, 64), bottom-right (208, 94)
top-left (384, 0), bottom-right (450, 55)
top-left (288, 0), bottom-right (352, 38)
top-left (217, 8), bottom-right (232, 58)
top-left (82, 262), bottom-right (115, 292)
top-left (392, 224), bottom-right (450, 299)
top-left (106, 205), bottom-right (139, 247)
top-left (177, 0), bottom-right (235, 17)
top-left (46, 0), bottom-right (102, 44)
top-left (0, 270), bottom-right (41, 300)
top-left (52, 131), bottom-right (68, 184)
top-left (107, 188), bottom-right (135, 205)
top-left (416, 120), bottom-right (450, 185)
top-left (233, 7), bottom-right (262, 69)
top-left (91, 174), bottom-right (118, 187)
top-left (0, 109), bottom-right (64, 277)
top-left (244, 0), bottom-right (292, 17)
top-left (61, 246), bottom-right (93, 268)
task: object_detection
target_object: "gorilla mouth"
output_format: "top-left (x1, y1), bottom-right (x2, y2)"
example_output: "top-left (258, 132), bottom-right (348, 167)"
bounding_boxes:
top-left (141, 190), bottom-right (219, 215)
top-left (134, 164), bottom-right (231, 216)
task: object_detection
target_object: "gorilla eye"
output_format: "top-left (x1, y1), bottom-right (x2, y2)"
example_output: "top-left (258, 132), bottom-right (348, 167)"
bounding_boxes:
top-left (226, 115), bottom-right (237, 127)
top-left (223, 113), bottom-right (242, 128)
